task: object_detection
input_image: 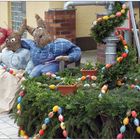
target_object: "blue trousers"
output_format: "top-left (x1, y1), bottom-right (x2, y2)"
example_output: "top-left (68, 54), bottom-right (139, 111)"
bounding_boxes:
top-left (29, 63), bottom-right (59, 77)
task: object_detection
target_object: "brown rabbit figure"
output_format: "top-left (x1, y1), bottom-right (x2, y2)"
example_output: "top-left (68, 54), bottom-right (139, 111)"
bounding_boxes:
top-left (0, 19), bottom-right (31, 71)
top-left (21, 14), bottom-right (81, 77)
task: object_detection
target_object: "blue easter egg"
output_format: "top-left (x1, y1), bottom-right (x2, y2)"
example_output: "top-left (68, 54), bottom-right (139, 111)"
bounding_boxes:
top-left (17, 96), bottom-right (22, 103)
top-left (44, 118), bottom-right (50, 124)
top-left (125, 49), bottom-right (129, 54)
top-left (58, 107), bottom-right (63, 114)
top-left (56, 76), bottom-right (61, 80)
top-left (120, 125), bottom-right (126, 133)
top-left (134, 118), bottom-right (139, 126)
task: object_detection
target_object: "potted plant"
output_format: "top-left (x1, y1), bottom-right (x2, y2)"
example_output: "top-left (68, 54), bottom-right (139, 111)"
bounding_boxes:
top-left (57, 76), bottom-right (79, 96)
top-left (81, 61), bottom-right (97, 76)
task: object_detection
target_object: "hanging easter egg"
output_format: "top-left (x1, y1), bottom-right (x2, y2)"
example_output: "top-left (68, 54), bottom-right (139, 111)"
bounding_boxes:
top-left (117, 133), bottom-right (123, 139)
top-left (17, 110), bottom-right (21, 115)
top-left (126, 110), bottom-right (132, 117)
top-left (131, 111), bottom-right (137, 118)
top-left (56, 76), bottom-right (61, 80)
top-left (122, 53), bottom-right (128, 58)
top-left (51, 74), bottom-right (56, 78)
top-left (124, 45), bottom-right (128, 49)
top-left (63, 130), bottom-right (68, 137)
top-left (91, 76), bottom-right (97, 81)
top-left (53, 105), bottom-right (59, 112)
top-left (123, 117), bottom-right (129, 125)
top-left (98, 93), bottom-right (103, 98)
top-left (84, 83), bottom-right (90, 88)
top-left (17, 96), bottom-right (22, 103)
top-left (121, 9), bottom-right (125, 14)
top-left (102, 85), bottom-right (108, 91)
top-left (58, 114), bottom-right (64, 122)
top-left (101, 67), bottom-right (105, 72)
top-left (101, 89), bottom-right (106, 94)
top-left (116, 12), bottom-right (122, 17)
top-left (125, 49), bottom-right (129, 54)
top-left (77, 78), bottom-right (81, 81)
top-left (23, 135), bottom-right (29, 139)
top-left (110, 14), bottom-right (115, 18)
top-left (105, 64), bottom-right (112, 69)
top-left (81, 76), bottom-right (86, 81)
top-left (103, 16), bottom-right (109, 20)
top-left (117, 57), bottom-right (123, 63)
top-left (39, 129), bottom-right (44, 136)
top-left (42, 124), bottom-right (47, 130)
top-left (20, 130), bottom-right (25, 136)
top-left (60, 122), bottom-right (66, 130)
top-left (97, 18), bottom-right (102, 22)
top-left (134, 118), bottom-right (139, 126)
top-left (93, 21), bottom-right (97, 26)
top-left (120, 125), bottom-right (126, 133)
top-left (17, 104), bottom-right (21, 110)
top-left (130, 84), bottom-right (135, 89)
top-left (58, 107), bottom-right (63, 114)
top-left (48, 111), bottom-right (54, 118)
top-left (122, 4), bottom-right (127, 9)
top-left (19, 91), bottom-right (25, 97)
top-left (9, 69), bottom-right (13, 74)
top-left (49, 85), bottom-right (56, 90)
top-left (45, 72), bottom-right (51, 76)
top-left (122, 40), bottom-right (127, 45)
top-left (44, 118), bottom-right (50, 124)
top-left (91, 83), bottom-right (96, 87)
top-left (136, 126), bottom-right (140, 134)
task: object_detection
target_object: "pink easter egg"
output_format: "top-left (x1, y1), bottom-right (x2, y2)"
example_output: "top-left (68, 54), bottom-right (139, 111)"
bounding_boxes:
top-left (117, 133), bottom-right (123, 139)
top-left (122, 4), bottom-right (127, 9)
top-left (58, 114), bottom-right (64, 122)
top-left (116, 12), bottom-right (122, 17)
top-left (63, 130), bottom-right (68, 137)
top-left (131, 111), bottom-right (137, 118)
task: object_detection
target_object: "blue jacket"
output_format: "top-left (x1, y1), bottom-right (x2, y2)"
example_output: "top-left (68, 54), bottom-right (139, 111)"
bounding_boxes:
top-left (21, 38), bottom-right (81, 66)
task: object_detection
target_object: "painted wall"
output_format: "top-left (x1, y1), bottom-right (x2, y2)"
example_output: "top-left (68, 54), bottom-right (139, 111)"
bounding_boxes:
top-left (0, 2), bottom-right (9, 28)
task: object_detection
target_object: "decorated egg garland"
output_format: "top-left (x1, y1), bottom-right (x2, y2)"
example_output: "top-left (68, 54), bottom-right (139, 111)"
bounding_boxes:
top-left (17, 88), bottom-right (70, 139)
top-left (117, 110), bottom-right (140, 139)
top-left (0, 63), bottom-right (16, 76)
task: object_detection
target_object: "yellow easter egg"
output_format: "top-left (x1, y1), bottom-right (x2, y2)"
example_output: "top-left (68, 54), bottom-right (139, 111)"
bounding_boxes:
top-left (49, 85), bottom-right (56, 90)
top-left (103, 16), bottom-right (109, 20)
top-left (123, 117), bottom-right (129, 125)
top-left (117, 57), bottom-right (123, 63)
top-left (53, 105), bottom-right (59, 112)
top-left (136, 126), bottom-right (140, 134)
top-left (60, 122), bottom-right (66, 130)
top-left (121, 9), bottom-right (125, 14)
top-left (124, 45), bottom-right (128, 49)
top-left (42, 124), bottom-right (47, 130)
top-left (17, 104), bottom-right (21, 110)
top-left (20, 130), bottom-right (25, 136)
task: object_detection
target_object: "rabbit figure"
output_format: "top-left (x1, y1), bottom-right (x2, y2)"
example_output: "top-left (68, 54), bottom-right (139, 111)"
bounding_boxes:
top-left (0, 20), bottom-right (32, 72)
top-left (21, 14), bottom-right (81, 77)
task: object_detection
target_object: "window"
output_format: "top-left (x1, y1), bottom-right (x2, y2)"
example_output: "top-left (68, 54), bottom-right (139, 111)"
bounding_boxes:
top-left (11, 2), bottom-right (26, 36)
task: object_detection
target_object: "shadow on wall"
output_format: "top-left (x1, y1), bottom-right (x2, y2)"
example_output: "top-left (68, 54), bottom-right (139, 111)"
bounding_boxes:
top-left (76, 37), bottom-right (97, 51)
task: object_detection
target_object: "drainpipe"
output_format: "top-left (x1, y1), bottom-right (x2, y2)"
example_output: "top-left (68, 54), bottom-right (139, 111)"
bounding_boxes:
top-left (64, 1), bottom-right (119, 64)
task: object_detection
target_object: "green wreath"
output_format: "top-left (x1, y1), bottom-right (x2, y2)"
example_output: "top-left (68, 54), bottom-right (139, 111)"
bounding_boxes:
top-left (91, 2), bottom-right (128, 43)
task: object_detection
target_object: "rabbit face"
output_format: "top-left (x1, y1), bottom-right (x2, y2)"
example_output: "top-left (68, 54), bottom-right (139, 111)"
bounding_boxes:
top-left (26, 14), bottom-right (52, 47)
top-left (32, 27), bottom-right (51, 47)
top-left (5, 32), bottom-right (21, 52)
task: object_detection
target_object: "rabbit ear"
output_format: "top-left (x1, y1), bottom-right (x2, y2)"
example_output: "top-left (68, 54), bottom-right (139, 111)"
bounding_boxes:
top-left (18, 18), bottom-right (26, 36)
top-left (26, 25), bottom-right (35, 36)
top-left (35, 14), bottom-right (46, 28)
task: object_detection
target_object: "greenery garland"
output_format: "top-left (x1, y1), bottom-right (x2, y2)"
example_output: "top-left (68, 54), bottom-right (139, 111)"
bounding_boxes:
top-left (91, 2), bottom-right (128, 43)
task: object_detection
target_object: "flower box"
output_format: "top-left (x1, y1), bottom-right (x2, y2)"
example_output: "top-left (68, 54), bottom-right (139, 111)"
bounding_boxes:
top-left (80, 69), bottom-right (97, 76)
top-left (57, 84), bottom-right (77, 96)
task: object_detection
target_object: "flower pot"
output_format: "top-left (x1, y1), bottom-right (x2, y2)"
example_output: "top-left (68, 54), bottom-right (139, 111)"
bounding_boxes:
top-left (57, 84), bottom-right (77, 96)
top-left (80, 69), bottom-right (97, 76)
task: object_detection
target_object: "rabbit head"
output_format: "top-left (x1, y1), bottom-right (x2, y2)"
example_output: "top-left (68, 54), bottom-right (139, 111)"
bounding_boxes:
top-left (26, 14), bottom-right (52, 47)
top-left (0, 28), bottom-right (12, 46)
top-left (5, 19), bottom-right (26, 52)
